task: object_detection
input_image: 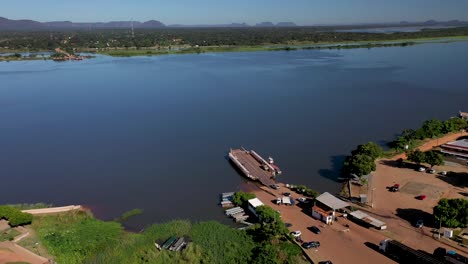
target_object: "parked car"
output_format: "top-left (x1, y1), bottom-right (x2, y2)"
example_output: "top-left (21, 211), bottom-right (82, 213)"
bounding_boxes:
top-left (298, 197), bottom-right (309, 203)
top-left (440, 171), bottom-right (447, 176)
top-left (290, 231), bottom-right (302, 237)
top-left (429, 169), bottom-right (436, 174)
top-left (269, 184), bottom-right (280, 190)
top-left (416, 194), bottom-right (427, 200)
top-left (308, 226), bottom-right (321, 234)
top-left (389, 184), bottom-right (400, 192)
top-left (415, 219), bottom-right (424, 228)
top-left (276, 197), bottom-right (282, 205)
top-left (302, 241), bottom-right (320, 249)
top-left (418, 167), bottom-right (426, 172)
top-left (283, 192), bottom-right (291, 197)
top-left (318, 261), bottom-right (333, 264)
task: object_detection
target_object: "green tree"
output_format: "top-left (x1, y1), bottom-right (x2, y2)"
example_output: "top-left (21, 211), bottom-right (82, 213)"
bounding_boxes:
top-left (420, 119), bottom-right (443, 138)
top-left (433, 198), bottom-right (468, 228)
top-left (442, 118), bottom-right (468, 133)
top-left (0, 206), bottom-right (33, 227)
top-left (256, 205), bottom-right (281, 224)
top-left (251, 243), bottom-right (280, 264)
top-left (249, 206), bottom-right (288, 242)
top-left (351, 142), bottom-right (383, 160)
top-left (342, 154), bottom-right (376, 177)
top-left (407, 149), bottom-right (426, 164)
top-left (424, 151), bottom-right (444, 168)
top-left (232, 191), bottom-right (256, 207)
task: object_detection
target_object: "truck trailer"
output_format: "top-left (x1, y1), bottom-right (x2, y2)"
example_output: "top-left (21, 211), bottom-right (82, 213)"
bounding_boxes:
top-left (379, 239), bottom-right (444, 264)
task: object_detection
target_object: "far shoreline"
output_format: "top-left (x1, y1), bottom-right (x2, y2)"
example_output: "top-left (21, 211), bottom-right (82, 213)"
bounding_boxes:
top-left (1, 35), bottom-right (468, 62)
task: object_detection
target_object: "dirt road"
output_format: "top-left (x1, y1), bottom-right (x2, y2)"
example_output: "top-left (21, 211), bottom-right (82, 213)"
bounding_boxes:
top-left (392, 131), bottom-right (468, 160)
top-left (0, 241), bottom-right (49, 264)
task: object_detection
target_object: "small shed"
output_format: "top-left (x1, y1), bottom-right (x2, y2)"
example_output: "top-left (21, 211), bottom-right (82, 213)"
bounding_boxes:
top-left (349, 210), bottom-right (387, 230)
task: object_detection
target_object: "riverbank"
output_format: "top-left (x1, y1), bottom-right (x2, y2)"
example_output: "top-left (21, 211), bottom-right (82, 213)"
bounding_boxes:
top-left (2, 35), bottom-right (468, 60)
top-left (97, 35), bottom-right (468, 57)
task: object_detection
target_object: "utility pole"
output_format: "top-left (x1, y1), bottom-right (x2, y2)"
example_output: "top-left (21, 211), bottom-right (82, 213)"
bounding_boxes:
top-left (371, 188), bottom-right (376, 208)
top-left (438, 217), bottom-right (442, 239)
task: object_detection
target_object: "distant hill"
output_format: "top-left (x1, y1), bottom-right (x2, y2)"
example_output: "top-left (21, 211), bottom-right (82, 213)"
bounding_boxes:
top-left (1, 16), bottom-right (468, 31)
top-left (276, 22), bottom-right (297, 27)
top-left (0, 17), bottom-right (166, 30)
top-left (168, 22), bottom-right (249, 28)
top-left (0, 17), bottom-right (44, 30)
top-left (255, 22), bottom-right (275, 27)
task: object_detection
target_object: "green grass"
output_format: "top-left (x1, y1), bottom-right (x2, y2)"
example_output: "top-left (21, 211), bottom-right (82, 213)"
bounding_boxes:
top-left (0, 228), bottom-right (21, 242)
top-left (30, 211), bottom-right (304, 264)
top-left (7, 203), bottom-right (52, 210)
top-left (32, 210), bottom-right (122, 264)
top-left (113, 208), bottom-right (143, 223)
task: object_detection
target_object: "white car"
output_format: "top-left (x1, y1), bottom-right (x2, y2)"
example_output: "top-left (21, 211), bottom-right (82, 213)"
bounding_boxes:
top-left (418, 167), bottom-right (426, 172)
top-left (429, 169), bottom-right (436, 174)
top-left (440, 171), bottom-right (447, 176)
top-left (298, 197), bottom-right (309, 203)
top-left (291, 231), bottom-right (302, 237)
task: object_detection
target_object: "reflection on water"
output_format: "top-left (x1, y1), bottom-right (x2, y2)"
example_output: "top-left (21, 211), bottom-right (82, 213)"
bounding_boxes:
top-left (0, 42), bottom-right (467, 229)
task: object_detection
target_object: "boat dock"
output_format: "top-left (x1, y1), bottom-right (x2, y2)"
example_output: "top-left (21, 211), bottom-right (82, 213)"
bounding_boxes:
top-left (229, 148), bottom-right (281, 186)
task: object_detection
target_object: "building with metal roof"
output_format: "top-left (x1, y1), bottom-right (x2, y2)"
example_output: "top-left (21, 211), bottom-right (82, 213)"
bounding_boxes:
top-left (315, 192), bottom-right (350, 210)
top-left (248, 198), bottom-right (264, 217)
top-left (311, 192), bottom-right (350, 224)
top-left (349, 210), bottom-right (387, 230)
top-left (440, 139), bottom-right (468, 160)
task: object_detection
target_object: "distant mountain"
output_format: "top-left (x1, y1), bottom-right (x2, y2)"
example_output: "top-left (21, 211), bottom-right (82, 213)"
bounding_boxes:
top-left (255, 22), bottom-right (275, 27)
top-left (167, 22), bottom-right (249, 28)
top-left (423, 20), bottom-right (438, 25)
top-left (0, 17), bottom-right (165, 30)
top-left (1, 16), bottom-right (468, 31)
top-left (0, 17), bottom-right (44, 30)
top-left (141, 20), bottom-right (165, 28)
top-left (276, 22), bottom-right (297, 27)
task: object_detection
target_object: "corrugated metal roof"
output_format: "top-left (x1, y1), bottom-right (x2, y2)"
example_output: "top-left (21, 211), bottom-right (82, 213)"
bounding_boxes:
top-left (248, 198), bottom-right (264, 208)
top-left (315, 192), bottom-right (350, 210)
top-left (444, 139), bottom-right (468, 150)
top-left (350, 210), bottom-right (386, 228)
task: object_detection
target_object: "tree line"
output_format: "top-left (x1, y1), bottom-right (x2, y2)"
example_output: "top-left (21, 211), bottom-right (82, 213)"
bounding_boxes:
top-left (0, 26), bottom-right (467, 51)
top-left (389, 117), bottom-right (468, 151)
top-left (342, 116), bottom-right (468, 178)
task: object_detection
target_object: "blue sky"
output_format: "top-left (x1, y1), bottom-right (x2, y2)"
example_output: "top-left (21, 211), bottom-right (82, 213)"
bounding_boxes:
top-left (2, 0), bottom-right (468, 25)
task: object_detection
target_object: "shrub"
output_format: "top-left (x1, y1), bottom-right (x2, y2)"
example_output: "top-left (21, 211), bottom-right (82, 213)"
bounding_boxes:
top-left (0, 206), bottom-right (33, 227)
top-left (232, 192), bottom-right (256, 207)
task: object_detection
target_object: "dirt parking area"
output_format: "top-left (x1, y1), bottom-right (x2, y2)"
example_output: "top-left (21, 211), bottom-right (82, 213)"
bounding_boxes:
top-left (399, 181), bottom-right (446, 199)
top-left (244, 182), bottom-right (396, 264)
top-left (371, 159), bottom-right (468, 256)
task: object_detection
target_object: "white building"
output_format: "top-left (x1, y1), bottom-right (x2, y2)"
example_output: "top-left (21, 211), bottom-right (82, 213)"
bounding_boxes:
top-left (247, 198), bottom-right (264, 217)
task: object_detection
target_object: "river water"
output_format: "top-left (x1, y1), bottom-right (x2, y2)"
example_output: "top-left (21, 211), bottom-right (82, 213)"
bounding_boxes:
top-left (0, 41), bottom-right (467, 229)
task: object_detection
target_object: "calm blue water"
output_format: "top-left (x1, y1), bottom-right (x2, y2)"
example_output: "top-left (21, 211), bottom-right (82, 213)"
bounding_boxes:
top-left (334, 26), bottom-right (457, 33)
top-left (0, 42), bottom-right (467, 229)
